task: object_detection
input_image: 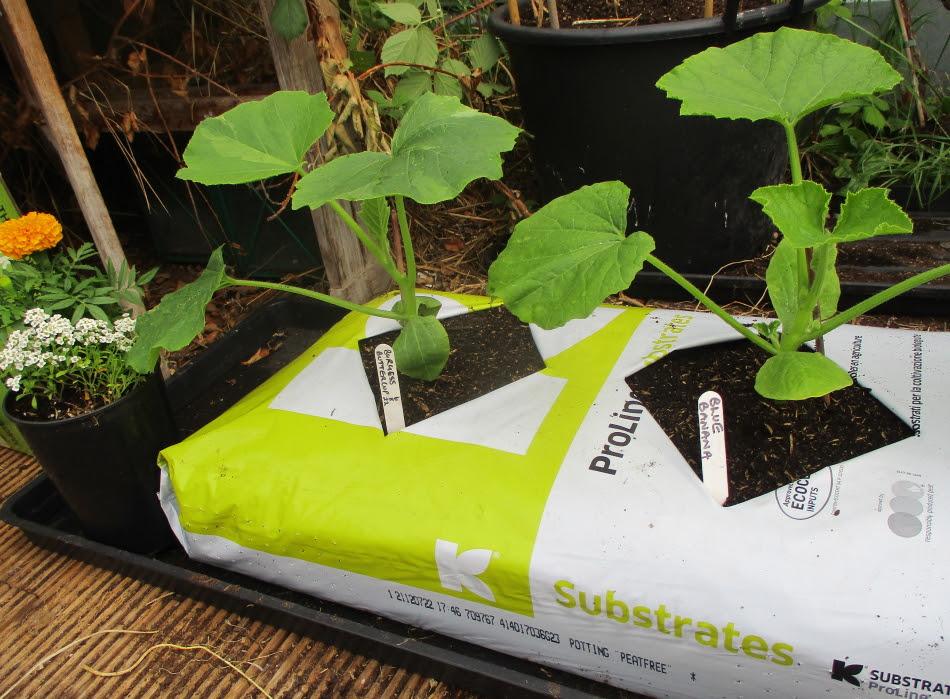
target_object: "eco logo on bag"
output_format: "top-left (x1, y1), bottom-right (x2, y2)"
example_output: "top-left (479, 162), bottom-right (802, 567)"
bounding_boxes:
top-left (435, 539), bottom-right (496, 602)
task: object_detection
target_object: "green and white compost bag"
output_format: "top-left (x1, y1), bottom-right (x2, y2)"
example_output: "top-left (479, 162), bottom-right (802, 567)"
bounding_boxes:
top-left (159, 292), bottom-right (950, 699)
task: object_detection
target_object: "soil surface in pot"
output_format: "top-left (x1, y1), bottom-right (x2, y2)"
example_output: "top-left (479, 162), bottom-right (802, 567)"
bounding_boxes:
top-left (359, 306), bottom-right (545, 432)
top-left (626, 341), bottom-right (913, 506)
top-left (6, 380), bottom-right (147, 422)
top-left (519, 0), bottom-right (772, 28)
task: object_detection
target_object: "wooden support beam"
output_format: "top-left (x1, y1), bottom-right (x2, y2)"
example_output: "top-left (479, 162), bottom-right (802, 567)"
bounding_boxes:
top-left (259, 0), bottom-right (389, 304)
top-left (0, 0), bottom-right (131, 277)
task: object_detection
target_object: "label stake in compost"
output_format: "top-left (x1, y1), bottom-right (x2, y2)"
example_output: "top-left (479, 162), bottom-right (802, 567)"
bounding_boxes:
top-left (375, 344), bottom-right (406, 433)
top-left (697, 391), bottom-right (728, 505)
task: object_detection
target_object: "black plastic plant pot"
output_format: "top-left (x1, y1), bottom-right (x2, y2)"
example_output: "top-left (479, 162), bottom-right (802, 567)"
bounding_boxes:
top-left (488, 0), bottom-right (829, 273)
top-left (3, 372), bottom-right (177, 553)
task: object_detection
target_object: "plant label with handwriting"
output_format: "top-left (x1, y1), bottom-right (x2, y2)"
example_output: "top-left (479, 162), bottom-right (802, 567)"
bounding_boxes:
top-left (697, 391), bottom-right (728, 506)
top-left (374, 344), bottom-right (406, 433)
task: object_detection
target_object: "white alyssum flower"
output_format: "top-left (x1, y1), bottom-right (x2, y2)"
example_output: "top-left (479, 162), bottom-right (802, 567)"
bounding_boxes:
top-left (0, 255), bottom-right (10, 270)
top-left (0, 308), bottom-right (139, 399)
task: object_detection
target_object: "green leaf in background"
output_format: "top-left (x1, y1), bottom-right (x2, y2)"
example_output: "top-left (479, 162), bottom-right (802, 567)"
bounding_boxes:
top-left (441, 59), bottom-right (470, 77)
top-left (755, 351), bottom-right (853, 400)
top-left (127, 248), bottom-right (228, 374)
top-left (375, 2), bottom-right (421, 24)
top-left (270, 0), bottom-right (309, 40)
top-left (394, 70), bottom-right (432, 103)
top-left (828, 188), bottom-right (912, 243)
top-left (469, 34), bottom-right (501, 72)
top-left (750, 181), bottom-right (832, 248)
top-left (293, 93), bottom-right (520, 207)
top-left (434, 59), bottom-right (468, 99)
top-left (358, 198), bottom-right (391, 246)
top-left (656, 27), bottom-right (901, 128)
top-left (381, 26), bottom-right (438, 76)
top-left (487, 182), bottom-right (655, 329)
top-left (177, 91), bottom-right (334, 184)
top-left (764, 239), bottom-right (803, 338)
top-left (393, 314), bottom-right (450, 381)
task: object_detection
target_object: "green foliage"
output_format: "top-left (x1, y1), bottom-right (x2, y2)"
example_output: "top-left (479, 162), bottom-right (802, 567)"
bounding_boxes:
top-left (656, 27), bottom-right (900, 129)
top-left (381, 26), bottom-right (439, 76)
top-left (392, 313), bottom-right (450, 381)
top-left (488, 183), bottom-right (654, 329)
top-left (353, 0), bottom-right (508, 119)
top-left (805, 96), bottom-right (949, 208)
top-left (1, 244), bottom-right (154, 334)
top-left (375, 2), bottom-right (422, 25)
top-left (127, 248), bottom-right (227, 374)
top-left (755, 352), bottom-right (853, 400)
top-left (489, 28), bottom-right (949, 401)
top-left (270, 0), bottom-right (309, 40)
top-left (177, 91), bottom-right (335, 185)
top-left (134, 90), bottom-right (519, 384)
top-left (293, 92), bottom-right (520, 207)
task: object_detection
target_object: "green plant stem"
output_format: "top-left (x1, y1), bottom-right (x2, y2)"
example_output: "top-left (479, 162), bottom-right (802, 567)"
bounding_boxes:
top-left (805, 263), bottom-right (950, 341)
top-left (645, 254), bottom-right (777, 355)
top-left (223, 276), bottom-right (406, 321)
top-left (326, 200), bottom-right (400, 281)
top-left (394, 195), bottom-right (417, 316)
top-left (783, 122), bottom-right (812, 296)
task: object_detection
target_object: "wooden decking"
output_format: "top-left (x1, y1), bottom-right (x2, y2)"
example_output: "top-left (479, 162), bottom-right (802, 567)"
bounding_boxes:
top-left (0, 447), bottom-right (480, 698)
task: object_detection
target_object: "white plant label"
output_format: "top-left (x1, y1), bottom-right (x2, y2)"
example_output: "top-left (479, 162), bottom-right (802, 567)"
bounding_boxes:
top-left (374, 344), bottom-right (405, 434)
top-left (697, 390), bottom-right (728, 505)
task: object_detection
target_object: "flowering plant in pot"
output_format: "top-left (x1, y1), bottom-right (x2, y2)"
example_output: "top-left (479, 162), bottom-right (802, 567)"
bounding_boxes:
top-left (0, 214), bottom-right (173, 552)
top-left (488, 27), bottom-right (950, 504)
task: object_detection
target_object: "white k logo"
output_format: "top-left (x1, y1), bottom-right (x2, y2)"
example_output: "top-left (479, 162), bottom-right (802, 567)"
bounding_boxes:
top-left (434, 539), bottom-right (496, 602)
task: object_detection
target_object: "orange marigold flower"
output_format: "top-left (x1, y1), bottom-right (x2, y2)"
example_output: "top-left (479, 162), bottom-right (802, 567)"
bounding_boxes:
top-left (0, 212), bottom-right (63, 259)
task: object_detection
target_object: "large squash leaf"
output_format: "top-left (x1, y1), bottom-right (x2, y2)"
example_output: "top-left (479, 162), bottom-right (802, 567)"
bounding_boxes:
top-left (293, 93), bottom-right (520, 207)
top-left (657, 27), bottom-right (900, 127)
top-left (127, 248), bottom-right (228, 373)
top-left (177, 91), bottom-right (334, 184)
top-left (828, 188), bottom-right (912, 243)
top-left (755, 351), bottom-right (852, 400)
top-left (487, 182), bottom-right (655, 329)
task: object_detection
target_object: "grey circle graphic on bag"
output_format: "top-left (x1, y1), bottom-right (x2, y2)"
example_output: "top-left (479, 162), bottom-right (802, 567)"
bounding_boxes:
top-left (890, 496), bottom-right (924, 516)
top-left (892, 480), bottom-right (924, 498)
top-left (886, 481), bottom-right (925, 537)
top-left (888, 512), bottom-right (923, 538)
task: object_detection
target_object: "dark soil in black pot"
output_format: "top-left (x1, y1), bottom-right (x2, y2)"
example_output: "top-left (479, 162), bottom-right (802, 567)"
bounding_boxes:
top-left (525, 0), bottom-right (773, 28)
top-left (625, 340), bottom-right (913, 506)
top-left (358, 306), bottom-right (545, 432)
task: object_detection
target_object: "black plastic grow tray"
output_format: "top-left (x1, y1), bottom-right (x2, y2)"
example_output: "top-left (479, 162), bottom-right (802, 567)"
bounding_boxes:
top-left (0, 296), bottom-right (636, 699)
top-left (631, 221), bottom-right (950, 316)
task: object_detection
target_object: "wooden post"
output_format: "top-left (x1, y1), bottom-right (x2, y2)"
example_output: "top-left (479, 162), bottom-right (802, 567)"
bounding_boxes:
top-left (0, 0), bottom-right (131, 277)
top-left (259, 0), bottom-right (389, 303)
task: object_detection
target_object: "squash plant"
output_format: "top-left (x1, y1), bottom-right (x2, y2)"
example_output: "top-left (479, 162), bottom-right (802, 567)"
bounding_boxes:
top-left (488, 28), bottom-right (950, 401)
top-left (128, 91), bottom-right (519, 381)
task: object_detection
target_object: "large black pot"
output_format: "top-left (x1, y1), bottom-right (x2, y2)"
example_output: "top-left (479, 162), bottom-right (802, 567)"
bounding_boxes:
top-left (489, 0), bottom-right (829, 273)
top-left (4, 372), bottom-right (177, 552)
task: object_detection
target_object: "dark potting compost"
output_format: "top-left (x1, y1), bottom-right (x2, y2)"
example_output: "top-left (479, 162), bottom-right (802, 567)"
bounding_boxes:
top-left (526, 0), bottom-right (773, 28)
top-left (626, 341), bottom-right (914, 506)
top-left (358, 306), bottom-right (545, 431)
